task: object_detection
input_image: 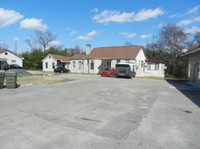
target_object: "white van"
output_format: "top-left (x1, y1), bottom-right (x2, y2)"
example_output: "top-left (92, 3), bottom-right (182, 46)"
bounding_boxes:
top-left (115, 63), bottom-right (136, 78)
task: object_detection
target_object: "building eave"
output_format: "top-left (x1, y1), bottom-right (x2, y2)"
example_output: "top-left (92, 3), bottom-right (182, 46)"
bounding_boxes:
top-left (180, 48), bottom-right (200, 57)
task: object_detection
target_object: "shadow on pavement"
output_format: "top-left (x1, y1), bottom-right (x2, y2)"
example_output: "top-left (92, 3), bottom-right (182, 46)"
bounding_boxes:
top-left (166, 80), bottom-right (200, 108)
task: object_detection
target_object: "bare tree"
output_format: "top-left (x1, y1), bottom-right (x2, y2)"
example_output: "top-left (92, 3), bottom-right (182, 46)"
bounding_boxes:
top-left (69, 46), bottom-right (85, 56)
top-left (159, 24), bottom-right (187, 55)
top-left (0, 40), bottom-right (7, 50)
top-left (35, 31), bottom-right (57, 51)
top-left (124, 42), bottom-right (133, 46)
top-left (193, 32), bottom-right (200, 48)
top-left (25, 37), bottom-right (36, 50)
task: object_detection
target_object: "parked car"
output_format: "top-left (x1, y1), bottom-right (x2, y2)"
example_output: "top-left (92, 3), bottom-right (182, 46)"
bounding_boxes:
top-left (54, 67), bottom-right (70, 73)
top-left (4, 64), bottom-right (23, 70)
top-left (100, 68), bottom-right (116, 77)
top-left (115, 63), bottom-right (136, 78)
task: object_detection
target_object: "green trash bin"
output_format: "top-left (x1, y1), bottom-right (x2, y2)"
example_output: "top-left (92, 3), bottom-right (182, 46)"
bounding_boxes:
top-left (5, 71), bottom-right (17, 89)
top-left (0, 70), bottom-right (5, 89)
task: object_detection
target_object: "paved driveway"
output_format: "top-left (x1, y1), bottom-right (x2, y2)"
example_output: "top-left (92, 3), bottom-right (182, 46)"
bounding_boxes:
top-left (0, 75), bottom-right (200, 149)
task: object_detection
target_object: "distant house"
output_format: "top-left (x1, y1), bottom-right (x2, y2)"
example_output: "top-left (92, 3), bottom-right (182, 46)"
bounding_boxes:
top-left (87, 46), bottom-right (146, 74)
top-left (42, 54), bottom-right (70, 71)
top-left (42, 46), bottom-right (165, 77)
top-left (181, 48), bottom-right (200, 84)
top-left (0, 49), bottom-right (23, 70)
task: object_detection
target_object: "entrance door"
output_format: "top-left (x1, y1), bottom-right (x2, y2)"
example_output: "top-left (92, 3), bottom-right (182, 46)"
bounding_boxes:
top-left (107, 61), bottom-right (111, 69)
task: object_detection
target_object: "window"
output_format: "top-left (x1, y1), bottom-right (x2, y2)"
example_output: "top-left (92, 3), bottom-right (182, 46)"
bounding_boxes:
top-left (79, 61), bottom-right (82, 70)
top-left (52, 62), bottom-right (55, 69)
top-left (155, 64), bottom-right (159, 70)
top-left (5, 52), bottom-right (8, 55)
top-left (91, 60), bottom-right (94, 70)
top-left (147, 63), bottom-right (159, 70)
top-left (117, 60), bottom-right (121, 63)
top-left (141, 60), bottom-right (144, 67)
top-left (11, 60), bottom-right (16, 63)
top-left (45, 62), bottom-right (48, 69)
top-left (73, 61), bottom-right (76, 68)
top-left (150, 64), bottom-right (155, 70)
top-left (147, 64), bottom-right (151, 70)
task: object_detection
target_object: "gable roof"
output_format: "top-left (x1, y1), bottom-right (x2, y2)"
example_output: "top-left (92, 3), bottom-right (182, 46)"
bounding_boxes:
top-left (70, 54), bottom-right (88, 60)
top-left (49, 54), bottom-right (70, 62)
top-left (0, 49), bottom-right (23, 59)
top-left (88, 46), bottom-right (143, 59)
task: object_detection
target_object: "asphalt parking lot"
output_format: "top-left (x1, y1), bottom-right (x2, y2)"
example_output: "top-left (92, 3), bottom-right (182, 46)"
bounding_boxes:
top-left (0, 74), bottom-right (200, 149)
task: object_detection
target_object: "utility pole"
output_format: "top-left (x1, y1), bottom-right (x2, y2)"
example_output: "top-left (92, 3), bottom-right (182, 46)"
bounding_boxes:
top-left (14, 38), bottom-right (19, 54)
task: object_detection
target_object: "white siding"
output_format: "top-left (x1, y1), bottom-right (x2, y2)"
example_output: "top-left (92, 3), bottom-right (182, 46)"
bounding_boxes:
top-left (188, 53), bottom-right (200, 83)
top-left (89, 59), bottom-right (102, 74)
top-left (144, 63), bottom-right (165, 78)
top-left (69, 60), bottom-right (89, 73)
top-left (0, 51), bottom-right (23, 67)
top-left (135, 49), bottom-right (146, 75)
top-left (42, 55), bottom-right (57, 71)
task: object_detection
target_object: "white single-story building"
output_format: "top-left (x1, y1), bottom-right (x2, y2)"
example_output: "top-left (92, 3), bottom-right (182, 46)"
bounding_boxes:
top-left (42, 46), bottom-right (165, 77)
top-left (0, 49), bottom-right (23, 70)
top-left (181, 48), bottom-right (200, 84)
top-left (42, 54), bottom-right (70, 71)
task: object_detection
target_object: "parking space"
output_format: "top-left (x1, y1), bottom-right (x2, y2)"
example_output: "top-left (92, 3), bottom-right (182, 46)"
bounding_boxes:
top-left (0, 75), bottom-right (200, 149)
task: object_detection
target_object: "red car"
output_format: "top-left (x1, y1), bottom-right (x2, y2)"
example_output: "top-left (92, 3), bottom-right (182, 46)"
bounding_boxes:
top-left (100, 68), bottom-right (116, 77)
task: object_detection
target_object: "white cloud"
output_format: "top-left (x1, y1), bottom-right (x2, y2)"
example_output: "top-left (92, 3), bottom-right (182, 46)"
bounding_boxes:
top-left (119, 32), bottom-right (136, 38)
top-left (169, 13), bottom-right (184, 18)
top-left (93, 8), bottom-right (164, 24)
top-left (141, 34), bottom-right (152, 39)
top-left (188, 5), bottom-right (200, 15)
top-left (48, 40), bottom-right (63, 48)
top-left (91, 8), bottom-right (99, 13)
top-left (70, 31), bottom-right (77, 35)
top-left (177, 16), bottom-right (200, 26)
top-left (93, 10), bottom-right (134, 24)
top-left (134, 8), bottom-right (164, 21)
top-left (20, 18), bottom-right (48, 31)
top-left (183, 26), bottom-right (200, 34)
top-left (158, 23), bottom-right (167, 28)
top-left (77, 30), bottom-right (97, 41)
top-left (0, 8), bottom-right (23, 27)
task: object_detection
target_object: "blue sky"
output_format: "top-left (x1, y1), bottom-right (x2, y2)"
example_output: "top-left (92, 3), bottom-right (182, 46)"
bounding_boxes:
top-left (0, 0), bottom-right (200, 53)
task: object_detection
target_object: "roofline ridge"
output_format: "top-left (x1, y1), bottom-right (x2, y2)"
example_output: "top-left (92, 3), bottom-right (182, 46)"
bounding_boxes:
top-left (93, 45), bottom-right (143, 49)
